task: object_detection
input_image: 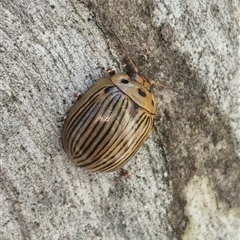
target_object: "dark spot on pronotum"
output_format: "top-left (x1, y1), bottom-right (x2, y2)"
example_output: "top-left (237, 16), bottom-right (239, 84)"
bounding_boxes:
top-left (151, 100), bottom-right (154, 106)
top-left (104, 86), bottom-right (114, 93)
top-left (138, 88), bottom-right (147, 97)
top-left (121, 78), bottom-right (129, 84)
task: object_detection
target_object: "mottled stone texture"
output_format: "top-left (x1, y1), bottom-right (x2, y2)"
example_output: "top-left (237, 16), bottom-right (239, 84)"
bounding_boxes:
top-left (1, 0), bottom-right (240, 240)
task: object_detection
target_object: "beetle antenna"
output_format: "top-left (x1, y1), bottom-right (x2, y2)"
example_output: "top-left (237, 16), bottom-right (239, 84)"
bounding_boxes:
top-left (110, 29), bottom-right (139, 73)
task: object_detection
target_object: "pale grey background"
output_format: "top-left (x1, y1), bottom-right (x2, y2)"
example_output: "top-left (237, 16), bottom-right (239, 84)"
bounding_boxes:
top-left (1, 0), bottom-right (240, 239)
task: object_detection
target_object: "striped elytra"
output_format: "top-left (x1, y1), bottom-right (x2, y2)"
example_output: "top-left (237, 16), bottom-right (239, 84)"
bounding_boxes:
top-left (62, 40), bottom-right (156, 173)
top-left (62, 72), bottom-right (156, 173)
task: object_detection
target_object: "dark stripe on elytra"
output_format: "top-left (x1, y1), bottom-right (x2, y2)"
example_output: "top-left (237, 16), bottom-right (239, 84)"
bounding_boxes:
top-left (133, 117), bottom-right (152, 148)
top-left (98, 115), bottom-right (153, 172)
top-left (93, 156), bottom-right (116, 172)
top-left (66, 86), bottom-right (105, 130)
top-left (88, 99), bottom-right (137, 168)
top-left (66, 90), bottom-right (102, 140)
top-left (80, 97), bottom-right (129, 167)
top-left (101, 115), bottom-right (150, 172)
top-left (92, 112), bottom-right (147, 171)
top-left (70, 86), bottom-right (118, 137)
top-left (66, 100), bottom-right (100, 155)
top-left (75, 93), bottom-right (122, 160)
top-left (73, 94), bottom-right (115, 157)
top-left (67, 99), bottom-right (101, 154)
top-left (75, 93), bottom-right (123, 166)
top-left (79, 97), bottom-right (127, 165)
top-left (103, 157), bottom-right (127, 172)
top-left (97, 110), bottom-right (146, 165)
top-left (92, 98), bottom-right (129, 160)
top-left (75, 96), bottom-right (124, 167)
top-left (76, 93), bottom-right (120, 155)
top-left (128, 116), bottom-right (151, 151)
top-left (70, 101), bottom-right (102, 156)
top-left (65, 92), bottom-right (100, 149)
top-left (68, 98), bottom-right (99, 140)
top-left (72, 97), bottom-right (103, 134)
top-left (109, 113), bottom-right (147, 157)
top-left (68, 88), bottom-right (119, 154)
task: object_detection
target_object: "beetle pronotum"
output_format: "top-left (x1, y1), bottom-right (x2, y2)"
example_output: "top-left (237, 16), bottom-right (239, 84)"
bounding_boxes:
top-left (62, 34), bottom-right (156, 173)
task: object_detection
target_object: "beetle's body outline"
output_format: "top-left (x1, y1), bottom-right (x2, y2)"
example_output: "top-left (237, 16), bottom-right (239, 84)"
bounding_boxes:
top-left (62, 35), bottom-right (156, 173)
top-left (62, 73), bottom-right (155, 172)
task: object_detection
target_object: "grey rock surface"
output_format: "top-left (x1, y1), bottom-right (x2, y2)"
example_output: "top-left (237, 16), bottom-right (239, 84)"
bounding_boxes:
top-left (1, 0), bottom-right (240, 239)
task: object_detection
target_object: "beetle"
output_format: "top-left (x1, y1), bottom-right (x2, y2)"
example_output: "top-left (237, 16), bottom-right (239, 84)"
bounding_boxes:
top-left (62, 37), bottom-right (156, 173)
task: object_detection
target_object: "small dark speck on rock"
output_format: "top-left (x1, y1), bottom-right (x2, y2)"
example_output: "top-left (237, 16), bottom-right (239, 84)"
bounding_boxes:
top-left (34, 221), bottom-right (40, 227)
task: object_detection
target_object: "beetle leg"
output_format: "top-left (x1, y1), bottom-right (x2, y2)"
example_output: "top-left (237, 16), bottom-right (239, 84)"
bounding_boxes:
top-left (74, 93), bottom-right (82, 102)
top-left (120, 168), bottom-right (131, 178)
top-left (153, 81), bottom-right (167, 88)
top-left (107, 67), bottom-right (116, 76)
top-left (61, 115), bottom-right (67, 124)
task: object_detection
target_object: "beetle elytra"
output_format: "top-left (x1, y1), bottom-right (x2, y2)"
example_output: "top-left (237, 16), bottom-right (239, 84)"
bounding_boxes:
top-left (62, 36), bottom-right (156, 173)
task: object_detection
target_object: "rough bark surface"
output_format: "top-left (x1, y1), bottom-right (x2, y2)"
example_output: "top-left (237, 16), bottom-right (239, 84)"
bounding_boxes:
top-left (1, 1), bottom-right (240, 240)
